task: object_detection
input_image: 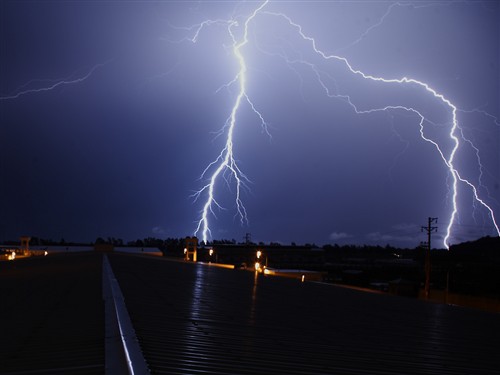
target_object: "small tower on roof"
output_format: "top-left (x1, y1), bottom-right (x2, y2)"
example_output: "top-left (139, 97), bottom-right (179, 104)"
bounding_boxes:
top-left (184, 237), bottom-right (198, 262)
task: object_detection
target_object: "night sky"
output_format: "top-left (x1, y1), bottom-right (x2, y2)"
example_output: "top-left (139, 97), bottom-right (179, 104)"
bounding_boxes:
top-left (1, 1), bottom-right (499, 248)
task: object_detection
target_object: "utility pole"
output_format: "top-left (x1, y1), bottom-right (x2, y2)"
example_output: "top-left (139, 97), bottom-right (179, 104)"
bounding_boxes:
top-left (421, 217), bottom-right (438, 299)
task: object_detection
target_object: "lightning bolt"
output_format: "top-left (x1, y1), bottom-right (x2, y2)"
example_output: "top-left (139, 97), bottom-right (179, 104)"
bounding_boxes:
top-left (191, 1), bottom-right (269, 243)
top-left (335, 1), bottom-right (458, 54)
top-left (0, 61), bottom-right (110, 101)
top-left (271, 11), bottom-right (499, 248)
top-left (185, 1), bottom-right (499, 248)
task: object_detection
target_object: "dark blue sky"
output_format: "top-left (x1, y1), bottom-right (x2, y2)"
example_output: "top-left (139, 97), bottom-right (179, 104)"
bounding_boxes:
top-left (1, 1), bottom-right (499, 248)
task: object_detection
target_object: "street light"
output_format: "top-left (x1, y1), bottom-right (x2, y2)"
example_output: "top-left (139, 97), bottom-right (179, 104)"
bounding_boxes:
top-left (255, 250), bottom-right (263, 272)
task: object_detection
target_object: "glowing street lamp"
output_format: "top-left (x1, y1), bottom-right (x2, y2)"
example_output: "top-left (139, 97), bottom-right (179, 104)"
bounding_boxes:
top-left (208, 248), bottom-right (215, 263)
top-left (255, 250), bottom-right (264, 272)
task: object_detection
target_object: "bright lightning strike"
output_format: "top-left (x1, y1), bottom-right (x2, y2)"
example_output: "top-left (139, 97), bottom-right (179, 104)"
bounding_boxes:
top-left (185, 1), bottom-right (499, 248)
top-left (191, 1), bottom-right (269, 244)
top-left (269, 10), bottom-right (499, 248)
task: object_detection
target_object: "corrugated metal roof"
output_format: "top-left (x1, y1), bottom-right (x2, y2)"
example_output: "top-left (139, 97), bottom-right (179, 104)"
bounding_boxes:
top-left (108, 254), bottom-right (500, 375)
top-left (2, 252), bottom-right (499, 375)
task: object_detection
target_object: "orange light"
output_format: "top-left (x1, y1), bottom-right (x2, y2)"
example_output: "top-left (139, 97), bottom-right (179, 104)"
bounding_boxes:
top-left (255, 262), bottom-right (261, 271)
